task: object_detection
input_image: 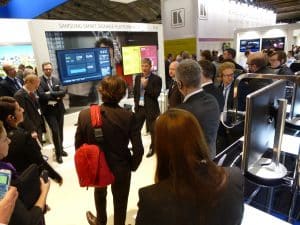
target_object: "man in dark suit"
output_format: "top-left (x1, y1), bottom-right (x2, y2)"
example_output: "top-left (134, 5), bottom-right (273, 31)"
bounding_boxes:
top-left (134, 58), bottom-right (162, 157)
top-left (223, 48), bottom-right (245, 72)
top-left (168, 61), bottom-right (183, 108)
top-left (14, 73), bottom-right (44, 143)
top-left (175, 59), bottom-right (220, 158)
top-left (198, 59), bottom-right (224, 110)
top-left (0, 64), bottom-right (23, 97)
top-left (37, 62), bottom-right (66, 163)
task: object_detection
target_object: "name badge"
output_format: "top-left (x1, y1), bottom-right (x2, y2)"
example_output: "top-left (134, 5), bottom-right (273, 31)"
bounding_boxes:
top-left (139, 96), bottom-right (144, 106)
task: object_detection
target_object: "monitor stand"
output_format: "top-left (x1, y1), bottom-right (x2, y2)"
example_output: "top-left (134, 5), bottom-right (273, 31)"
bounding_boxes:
top-left (248, 157), bottom-right (287, 180)
top-left (248, 99), bottom-right (288, 180)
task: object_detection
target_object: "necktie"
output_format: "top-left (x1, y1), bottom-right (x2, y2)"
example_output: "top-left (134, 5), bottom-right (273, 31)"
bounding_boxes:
top-left (14, 78), bottom-right (21, 90)
top-left (29, 92), bottom-right (36, 102)
top-left (47, 78), bottom-right (52, 90)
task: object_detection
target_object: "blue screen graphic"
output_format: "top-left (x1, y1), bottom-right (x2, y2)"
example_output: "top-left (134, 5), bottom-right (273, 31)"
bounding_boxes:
top-left (56, 47), bottom-right (111, 85)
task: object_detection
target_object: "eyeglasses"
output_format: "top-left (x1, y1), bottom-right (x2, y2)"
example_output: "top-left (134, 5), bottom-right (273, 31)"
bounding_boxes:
top-left (223, 73), bottom-right (234, 77)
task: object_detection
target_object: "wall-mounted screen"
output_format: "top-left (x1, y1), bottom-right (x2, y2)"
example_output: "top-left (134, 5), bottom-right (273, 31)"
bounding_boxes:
top-left (0, 44), bottom-right (36, 67)
top-left (261, 37), bottom-right (285, 51)
top-left (56, 47), bottom-right (111, 85)
top-left (239, 39), bottom-right (260, 52)
top-left (122, 45), bottom-right (158, 75)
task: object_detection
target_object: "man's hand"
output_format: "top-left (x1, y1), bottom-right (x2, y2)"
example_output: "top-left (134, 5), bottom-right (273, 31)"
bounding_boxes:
top-left (31, 131), bottom-right (38, 139)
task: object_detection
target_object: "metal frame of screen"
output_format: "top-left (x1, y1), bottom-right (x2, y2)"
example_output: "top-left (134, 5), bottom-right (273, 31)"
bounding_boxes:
top-left (242, 80), bottom-right (286, 173)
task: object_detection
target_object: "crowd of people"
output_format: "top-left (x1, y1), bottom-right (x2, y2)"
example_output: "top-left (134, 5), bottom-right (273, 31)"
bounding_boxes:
top-left (0, 44), bottom-right (298, 225)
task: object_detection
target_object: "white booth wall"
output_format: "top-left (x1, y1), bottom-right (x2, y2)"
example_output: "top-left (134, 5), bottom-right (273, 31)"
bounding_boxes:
top-left (234, 23), bottom-right (300, 63)
top-left (161, 0), bottom-right (276, 58)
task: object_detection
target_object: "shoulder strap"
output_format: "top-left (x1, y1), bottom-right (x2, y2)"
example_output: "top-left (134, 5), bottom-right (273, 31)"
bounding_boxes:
top-left (90, 104), bottom-right (102, 128)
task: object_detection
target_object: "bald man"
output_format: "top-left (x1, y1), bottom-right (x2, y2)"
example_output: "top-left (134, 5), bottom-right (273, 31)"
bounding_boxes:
top-left (14, 73), bottom-right (44, 142)
top-left (0, 64), bottom-right (23, 97)
top-left (168, 61), bottom-right (183, 108)
top-left (246, 52), bottom-right (273, 92)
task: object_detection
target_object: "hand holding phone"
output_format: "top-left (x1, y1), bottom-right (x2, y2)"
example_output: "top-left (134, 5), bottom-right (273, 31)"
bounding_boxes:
top-left (40, 170), bottom-right (49, 183)
top-left (0, 169), bottom-right (11, 200)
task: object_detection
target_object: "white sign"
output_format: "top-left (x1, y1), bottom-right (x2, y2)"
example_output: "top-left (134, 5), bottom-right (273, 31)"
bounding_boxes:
top-left (171, 8), bottom-right (185, 28)
top-left (198, 0), bottom-right (208, 20)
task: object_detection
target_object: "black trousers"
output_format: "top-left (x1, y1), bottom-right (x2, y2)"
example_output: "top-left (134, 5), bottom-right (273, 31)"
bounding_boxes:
top-left (134, 106), bottom-right (156, 149)
top-left (94, 167), bottom-right (131, 225)
top-left (44, 109), bottom-right (64, 158)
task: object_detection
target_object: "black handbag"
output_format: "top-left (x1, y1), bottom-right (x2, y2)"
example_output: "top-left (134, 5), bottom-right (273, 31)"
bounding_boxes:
top-left (12, 164), bottom-right (41, 209)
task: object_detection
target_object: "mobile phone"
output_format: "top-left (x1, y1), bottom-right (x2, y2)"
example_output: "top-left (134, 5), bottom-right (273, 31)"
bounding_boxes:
top-left (0, 169), bottom-right (12, 200)
top-left (40, 170), bottom-right (49, 183)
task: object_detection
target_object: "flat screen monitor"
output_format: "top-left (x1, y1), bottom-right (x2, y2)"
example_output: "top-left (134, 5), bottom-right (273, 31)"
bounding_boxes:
top-left (261, 37), bottom-right (285, 51)
top-left (56, 47), bottom-right (111, 85)
top-left (239, 39), bottom-right (260, 52)
top-left (242, 80), bottom-right (286, 173)
top-left (0, 44), bottom-right (36, 68)
top-left (122, 45), bottom-right (158, 75)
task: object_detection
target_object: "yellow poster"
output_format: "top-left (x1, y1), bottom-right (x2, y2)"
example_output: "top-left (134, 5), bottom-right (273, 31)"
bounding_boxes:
top-left (122, 46), bottom-right (142, 75)
top-left (164, 38), bottom-right (196, 58)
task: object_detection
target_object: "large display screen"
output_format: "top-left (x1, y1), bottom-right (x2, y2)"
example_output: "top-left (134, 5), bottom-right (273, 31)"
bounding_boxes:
top-left (261, 37), bottom-right (285, 51)
top-left (239, 39), bottom-right (260, 52)
top-left (122, 45), bottom-right (158, 75)
top-left (56, 47), bottom-right (111, 85)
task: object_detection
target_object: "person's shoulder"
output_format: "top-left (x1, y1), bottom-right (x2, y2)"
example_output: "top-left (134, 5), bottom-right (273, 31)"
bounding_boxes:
top-left (139, 180), bottom-right (172, 198)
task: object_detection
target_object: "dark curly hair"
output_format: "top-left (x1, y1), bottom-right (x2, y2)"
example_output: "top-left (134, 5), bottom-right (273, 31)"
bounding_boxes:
top-left (98, 76), bottom-right (127, 104)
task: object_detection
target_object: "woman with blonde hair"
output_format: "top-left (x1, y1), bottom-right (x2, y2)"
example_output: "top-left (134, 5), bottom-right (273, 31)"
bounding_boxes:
top-left (136, 108), bottom-right (244, 225)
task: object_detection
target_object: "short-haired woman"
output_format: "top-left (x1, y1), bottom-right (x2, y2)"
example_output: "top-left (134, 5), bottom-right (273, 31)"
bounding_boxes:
top-left (136, 109), bottom-right (244, 225)
top-left (75, 76), bottom-right (144, 225)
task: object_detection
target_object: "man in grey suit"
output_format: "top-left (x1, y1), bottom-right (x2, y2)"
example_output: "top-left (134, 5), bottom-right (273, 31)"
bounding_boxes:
top-left (176, 59), bottom-right (220, 158)
top-left (134, 58), bottom-right (162, 158)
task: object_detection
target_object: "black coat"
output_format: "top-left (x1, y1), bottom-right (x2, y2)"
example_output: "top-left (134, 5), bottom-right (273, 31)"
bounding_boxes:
top-left (0, 76), bottom-right (23, 97)
top-left (203, 83), bottom-right (224, 111)
top-left (133, 73), bottom-right (162, 120)
top-left (3, 126), bottom-right (62, 182)
top-left (14, 88), bottom-right (44, 141)
top-left (136, 167), bottom-right (244, 225)
top-left (37, 76), bottom-right (65, 115)
top-left (168, 79), bottom-right (183, 108)
top-left (177, 91), bottom-right (220, 158)
top-left (75, 103), bottom-right (144, 172)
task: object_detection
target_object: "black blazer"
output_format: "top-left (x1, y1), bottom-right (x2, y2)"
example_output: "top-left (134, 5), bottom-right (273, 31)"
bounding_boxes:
top-left (75, 103), bottom-right (144, 172)
top-left (14, 88), bottom-right (44, 135)
top-left (219, 82), bottom-right (234, 111)
top-left (3, 126), bottom-right (62, 182)
top-left (177, 91), bottom-right (220, 158)
top-left (168, 79), bottom-right (183, 108)
top-left (0, 76), bottom-right (23, 97)
top-left (37, 76), bottom-right (65, 115)
top-left (203, 83), bottom-right (224, 111)
top-left (136, 167), bottom-right (244, 225)
top-left (133, 73), bottom-right (162, 120)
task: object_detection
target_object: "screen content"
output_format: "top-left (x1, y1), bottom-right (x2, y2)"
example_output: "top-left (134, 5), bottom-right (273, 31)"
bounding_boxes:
top-left (122, 45), bottom-right (158, 75)
top-left (56, 47), bottom-right (111, 85)
top-left (261, 37), bottom-right (285, 51)
top-left (239, 39), bottom-right (260, 52)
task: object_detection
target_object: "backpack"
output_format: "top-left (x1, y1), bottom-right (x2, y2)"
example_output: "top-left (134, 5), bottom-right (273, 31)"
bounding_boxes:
top-left (74, 105), bottom-right (115, 188)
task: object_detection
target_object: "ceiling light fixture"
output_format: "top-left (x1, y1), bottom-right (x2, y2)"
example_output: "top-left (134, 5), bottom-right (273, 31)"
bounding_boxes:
top-left (109, 0), bottom-right (137, 3)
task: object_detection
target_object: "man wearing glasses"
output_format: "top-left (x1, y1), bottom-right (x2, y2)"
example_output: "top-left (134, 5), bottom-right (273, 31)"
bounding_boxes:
top-left (37, 62), bottom-right (67, 164)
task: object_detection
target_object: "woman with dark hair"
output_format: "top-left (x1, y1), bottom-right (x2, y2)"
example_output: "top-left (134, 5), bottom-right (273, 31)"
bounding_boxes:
top-left (75, 76), bottom-right (144, 225)
top-left (136, 109), bottom-right (244, 225)
top-left (0, 96), bottom-right (62, 184)
top-left (0, 120), bottom-right (50, 225)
